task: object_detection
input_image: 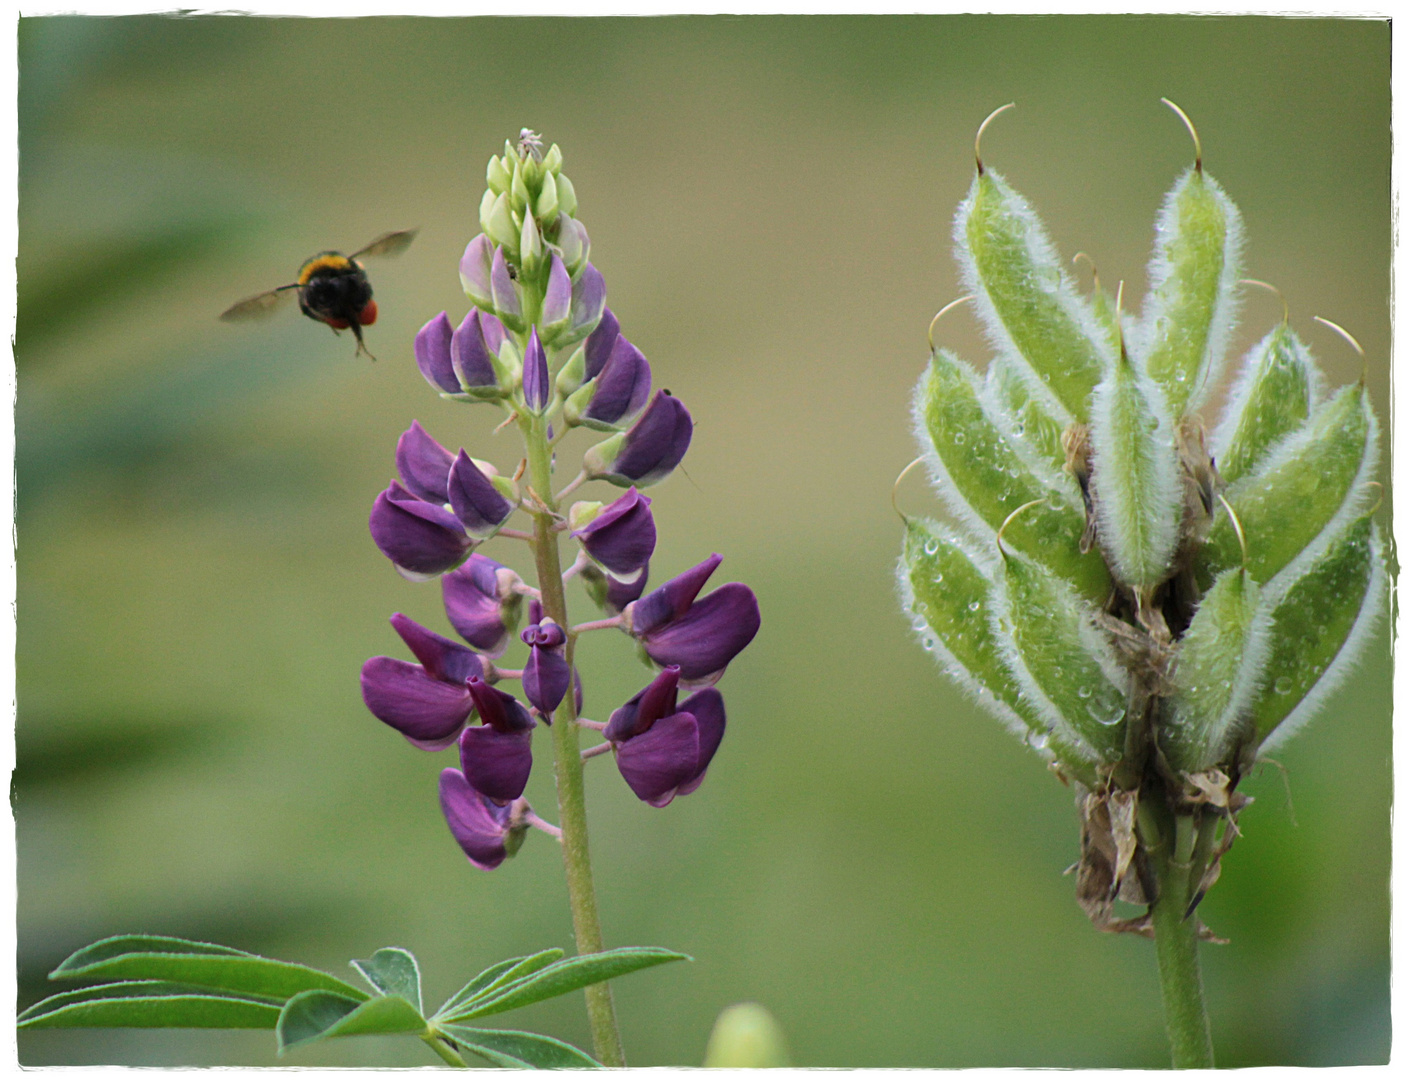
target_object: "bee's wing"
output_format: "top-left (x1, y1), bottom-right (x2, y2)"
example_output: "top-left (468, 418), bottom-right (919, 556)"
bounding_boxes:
top-left (220, 284), bottom-right (299, 322)
top-left (350, 229), bottom-right (418, 261)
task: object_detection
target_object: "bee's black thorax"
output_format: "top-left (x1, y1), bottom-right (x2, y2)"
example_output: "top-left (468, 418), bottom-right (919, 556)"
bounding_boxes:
top-left (297, 253), bottom-right (374, 328)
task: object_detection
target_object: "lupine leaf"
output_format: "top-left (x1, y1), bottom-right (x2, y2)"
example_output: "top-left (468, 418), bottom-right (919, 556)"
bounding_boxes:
top-left (915, 348), bottom-right (1109, 600)
top-left (18, 980), bottom-right (281, 1030)
top-left (433, 949), bottom-right (564, 1019)
top-left (995, 551), bottom-right (1128, 764)
top-left (1212, 322), bottom-right (1318, 485)
top-left (1253, 515), bottom-right (1385, 751)
top-left (276, 990), bottom-right (426, 1053)
top-left (351, 948), bottom-right (422, 1013)
top-left (1199, 382), bottom-right (1376, 586)
top-left (958, 170), bottom-right (1109, 420)
top-left (1164, 567), bottom-right (1266, 772)
top-left (1138, 168), bottom-right (1243, 418)
top-left (439, 1024), bottom-right (601, 1068)
top-left (901, 518), bottom-right (1098, 780)
top-left (48, 934), bottom-right (370, 1002)
top-left (440, 947), bottom-right (688, 1021)
top-left (1088, 348), bottom-right (1182, 589)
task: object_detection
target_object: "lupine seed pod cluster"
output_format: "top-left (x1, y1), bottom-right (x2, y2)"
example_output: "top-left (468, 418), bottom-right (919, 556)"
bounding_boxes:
top-left (899, 104), bottom-right (1386, 934)
top-left (362, 130), bottom-right (760, 870)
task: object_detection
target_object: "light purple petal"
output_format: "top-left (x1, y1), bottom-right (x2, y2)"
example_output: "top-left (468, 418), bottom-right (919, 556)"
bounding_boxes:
top-left (458, 724), bottom-right (533, 802)
top-left (459, 235), bottom-right (495, 308)
top-left (641, 583), bottom-right (760, 682)
top-left (439, 768), bottom-right (511, 870)
top-left (522, 328), bottom-right (550, 412)
top-left (490, 246), bottom-right (522, 323)
top-left (415, 312), bottom-right (459, 394)
top-left (396, 421), bottom-right (455, 503)
top-left (451, 310), bottom-right (498, 389)
top-left (541, 255), bottom-right (572, 329)
top-left (361, 656), bottom-right (472, 749)
top-left (584, 308), bottom-right (620, 382)
top-left (448, 451), bottom-right (514, 538)
top-left (561, 262), bottom-right (607, 346)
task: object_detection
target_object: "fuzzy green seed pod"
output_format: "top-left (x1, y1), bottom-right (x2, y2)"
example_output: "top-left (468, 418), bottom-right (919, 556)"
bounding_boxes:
top-left (1137, 168), bottom-right (1243, 418)
top-left (915, 349), bottom-right (1110, 601)
top-left (1212, 322), bottom-right (1320, 485)
top-left (985, 356), bottom-right (1069, 473)
top-left (1251, 513), bottom-right (1386, 751)
top-left (1199, 382), bottom-right (1377, 585)
top-left (958, 171), bottom-right (1111, 421)
top-left (1162, 567), bottom-right (1267, 773)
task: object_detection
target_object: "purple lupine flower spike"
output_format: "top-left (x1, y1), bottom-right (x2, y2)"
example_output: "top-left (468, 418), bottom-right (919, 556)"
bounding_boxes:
top-left (448, 451), bottom-right (515, 538)
top-left (396, 421), bottom-right (455, 503)
top-left (522, 616), bottom-right (570, 717)
top-left (606, 666), bottom-right (727, 807)
top-left (369, 482), bottom-right (472, 578)
top-left (459, 235), bottom-right (495, 309)
top-left (573, 488), bottom-right (655, 578)
top-left (439, 768), bottom-right (513, 870)
top-left (415, 313), bottom-right (460, 394)
top-left (625, 554), bottom-right (760, 684)
top-left (451, 310), bottom-right (501, 391)
top-left (360, 613), bottom-right (487, 750)
top-left (522, 327), bottom-right (551, 413)
top-left (490, 246), bottom-right (524, 329)
top-left (584, 308), bottom-right (620, 382)
top-left (442, 553), bottom-right (524, 656)
top-left (459, 676), bottom-right (535, 802)
top-left (540, 255), bottom-right (572, 338)
top-left (579, 337), bottom-right (653, 430)
top-left (583, 390), bottom-right (693, 487)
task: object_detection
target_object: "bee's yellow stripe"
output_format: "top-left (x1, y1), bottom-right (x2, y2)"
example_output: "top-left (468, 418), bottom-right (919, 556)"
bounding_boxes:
top-left (298, 253), bottom-right (353, 285)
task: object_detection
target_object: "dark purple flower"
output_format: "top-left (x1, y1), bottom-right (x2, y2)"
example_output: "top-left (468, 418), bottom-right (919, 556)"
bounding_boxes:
top-left (584, 308), bottom-right (620, 382)
top-left (451, 309), bottom-right (504, 391)
top-left (442, 554), bottom-right (524, 657)
top-left (604, 666), bottom-right (726, 807)
top-left (439, 768), bottom-right (514, 870)
top-left (625, 554), bottom-right (760, 684)
top-left (575, 336), bottom-right (653, 431)
top-left (396, 420), bottom-right (455, 503)
top-left (448, 451), bottom-right (515, 539)
top-left (572, 488), bottom-right (655, 578)
top-left (459, 676), bottom-right (535, 802)
top-left (415, 313), bottom-right (459, 394)
top-left (490, 246), bottom-right (524, 329)
top-left (522, 328), bottom-right (551, 412)
top-left (361, 613), bottom-right (488, 750)
top-left (521, 611), bottom-right (570, 717)
top-left (583, 391), bottom-right (693, 488)
top-left (559, 262), bottom-right (607, 348)
top-left (459, 234), bottom-right (495, 309)
top-left (369, 481), bottom-right (473, 578)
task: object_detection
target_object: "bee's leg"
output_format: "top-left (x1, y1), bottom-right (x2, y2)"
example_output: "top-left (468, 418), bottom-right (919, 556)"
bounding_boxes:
top-left (351, 320), bottom-right (377, 362)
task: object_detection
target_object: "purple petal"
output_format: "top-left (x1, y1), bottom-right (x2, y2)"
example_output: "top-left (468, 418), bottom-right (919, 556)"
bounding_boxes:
top-left (459, 724), bottom-right (533, 802)
top-left (628, 554), bottom-right (721, 636)
top-left (615, 711), bottom-right (701, 806)
top-left (396, 421), bottom-right (455, 503)
top-left (561, 263), bottom-right (607, 346)
top-left (554, 214), bottom-right (590, 272)
top-left (584, 308), bottom-right (620, 381)
top-left (459, 235), bottom-right (495, 308)
top-left (369, 483), bottom-right (472, 576)
top-left (466, 676), bottom-right (536, 734)
top-left (522, 646), bottom-right (570, 716)
top-left (541, 255), bottom-right (572, 329)
top-left (361, 656), bottom-right (472, 750)
top-left (451, 310), bottom-right (499, 389)
top-left (521, 618), bottom-right (566, 649)
top-left (604, 665), bottom-right (681, 743)
top-left (606, 391), bottom-right (693, 486)
top-left (641, 583), bottom-right (760, 683)
top-left (415, 313), bottom-right (459, 394)
top-left (573, 487), bottom-right (655, 577)
top-left (523, 328), bottom-right (550, 412)
top-left (443, 556), bottom-right (521, 656)
top-left (582, 337), bottom-right (653, 430)
top-left (490, 246), bottom-right (522, 323)
top-left (439, 768), bottom-right (511, 870)
top-left (389, 613), bottom-right (484, 685)
top-left (674, 688), bottom-right (725, 797)
top-left (448, 451), bottom-right (515, 538)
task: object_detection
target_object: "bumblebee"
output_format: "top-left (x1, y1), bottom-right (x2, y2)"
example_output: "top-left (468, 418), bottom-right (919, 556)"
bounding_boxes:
top-left (220, 229), bottom-right (417, 359)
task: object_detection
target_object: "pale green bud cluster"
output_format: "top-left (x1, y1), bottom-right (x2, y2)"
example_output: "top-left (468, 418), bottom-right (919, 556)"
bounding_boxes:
top-left (479, 133), bottom-right (583, 277)
top-left (900, 110), bottom-right (1386, 838)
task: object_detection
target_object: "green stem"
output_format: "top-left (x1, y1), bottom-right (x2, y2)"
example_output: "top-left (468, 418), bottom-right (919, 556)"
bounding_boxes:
top-left (421, 1032), bottom-right (468, 1068)
top-left (522, 412), bottom-right (626, 1068)
top-left (1150, 811), bottom-right (1215, 1068)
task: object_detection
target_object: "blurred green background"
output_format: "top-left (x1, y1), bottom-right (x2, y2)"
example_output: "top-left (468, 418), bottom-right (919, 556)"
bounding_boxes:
top-left (15, 15), bottom-right (1391, 1068)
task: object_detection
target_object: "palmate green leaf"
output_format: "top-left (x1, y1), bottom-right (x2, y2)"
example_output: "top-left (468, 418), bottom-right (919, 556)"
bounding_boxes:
top-left (49, 934), bottom-right (369, 1003)
top-left (440, 947), bottom-right (689, 1022)
top-left (276, 990), bottom-right (427, 1054)
top-left (18, 980), bottom-right (282, 1030)
top-left (439, 1024), bottom-right (601, 1068)
top-left (434, 948), bottom-right (564, 1019)
top-left (351, 947), bottom-right (422, 1013)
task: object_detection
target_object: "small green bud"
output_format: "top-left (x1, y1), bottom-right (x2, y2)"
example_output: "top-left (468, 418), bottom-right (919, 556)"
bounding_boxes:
top-left (536, 170), bottom-right (560, 221)
top-left (958, 171), bottom-right (1110, 421)
top-left (562, 379), bottom-right (596, 428)
top-left (483, 192), bottom-right (518, 252)
top-left (582, 432), bottom-right (626, 480)
top-left (477, 188), bottom-right (498, 237)
top-left (510, 163), bottom-right (532, 214)
top-left (486, 154), bottom-right (511, 195)
top-left (543, 143), bottom-right (563, 174)
top-left (520, 212), bottom-right (543, 274)
top-left (492, 336), bottom-right (523, 392)
top-left (556, 172), bottom-right (578, 217)
top-left (1138, 168), bottom-right (1243, 417)
top-left (568, 501), bottom-right (604, 532)
top-left (703, 1003), bottom-right (790, 1068)
top-left (1212, 322), bottom-right (1318, 485)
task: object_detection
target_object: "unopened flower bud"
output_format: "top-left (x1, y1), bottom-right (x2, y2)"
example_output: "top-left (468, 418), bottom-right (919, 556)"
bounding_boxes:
top-left (539, 256), bottom-right (572, 342)
top-left (554, 214), bottom-right (590, 276)
top-left (484, 191), bottom-right (518, 252)
top-left (556, 172), bottom-right (578, 217)
top-left (460, 235), bottom-right (495, 310)
top-left (556, 263), bottom-right (607, 349)
top-left (486, 154), bottom-right (511, 194)
top-left (703, 1003), bottom-right (791, 1068)
top-left (566, 335), bottom-right (653, 431)
top-left (522, 328), bottom-right (551, 413)
top-left (415, 312), bottom-right (460, 394)
top-left (536, 170), bottom-right (560, 220)
top-left (583, 390), bottom-right (693, 487)
top-left (520, 212), bottom-right (543, 275)
top-left (450, 309), bottom-right (508, 398)
top-left (572, 487), bottom-right (655, 578)
top-left (442, 554), bottom-right (524, 657)
top-left (490, 246), bottom-right (525, 331)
